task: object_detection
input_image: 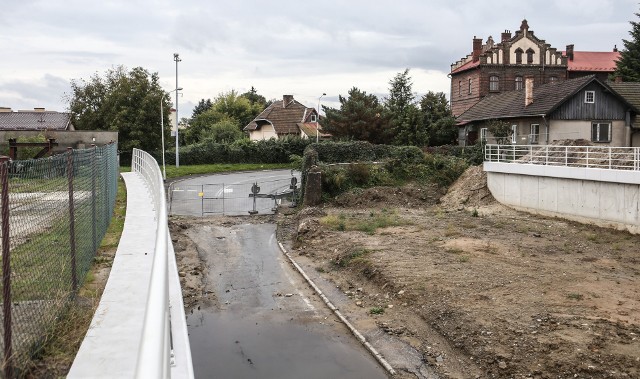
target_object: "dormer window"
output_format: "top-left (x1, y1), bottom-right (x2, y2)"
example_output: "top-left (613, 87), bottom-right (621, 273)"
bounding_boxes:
top-left (526, 48), bottom-right (535, 64)
top-left (310, 114), bottom-right (317, 122)
top-left (585, 91), bottom-right (595, 103)
top-left (515, 48), bottom-right (523, 64)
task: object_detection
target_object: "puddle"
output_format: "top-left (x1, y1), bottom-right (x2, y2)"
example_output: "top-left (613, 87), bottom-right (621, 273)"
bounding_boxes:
top-left (187, 308), bottom-right (389, 379)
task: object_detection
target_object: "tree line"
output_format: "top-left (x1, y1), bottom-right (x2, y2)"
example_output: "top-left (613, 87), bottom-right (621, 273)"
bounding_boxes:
top-left (65, 9), bottom-right (640, 155)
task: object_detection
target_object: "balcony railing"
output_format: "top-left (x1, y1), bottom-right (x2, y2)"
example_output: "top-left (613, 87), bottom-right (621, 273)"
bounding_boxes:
top-left (484, 144), bottom-right (640, 171)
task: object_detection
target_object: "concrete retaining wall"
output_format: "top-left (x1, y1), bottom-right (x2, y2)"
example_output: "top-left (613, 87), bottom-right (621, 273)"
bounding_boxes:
top-left (485, 162), bottom-right (640, 234)
top-left (0, 130), bottom-right (118, 153)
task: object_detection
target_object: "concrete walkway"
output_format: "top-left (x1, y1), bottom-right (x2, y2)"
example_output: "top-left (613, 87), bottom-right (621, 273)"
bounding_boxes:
top-left (68, 172), bottom-right (193, 378)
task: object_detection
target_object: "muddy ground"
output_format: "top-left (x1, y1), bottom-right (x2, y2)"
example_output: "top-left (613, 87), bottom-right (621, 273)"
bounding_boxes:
top-left (171, 166), bottom-right (640, 379)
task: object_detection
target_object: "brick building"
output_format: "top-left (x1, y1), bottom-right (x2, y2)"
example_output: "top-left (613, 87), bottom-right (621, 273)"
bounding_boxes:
top-left (449, 19), bottom-right (620, 117)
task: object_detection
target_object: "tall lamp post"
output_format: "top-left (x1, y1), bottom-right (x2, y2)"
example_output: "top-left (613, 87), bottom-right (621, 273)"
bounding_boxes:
top-left (317, 93), bottom-right (326, 143)
top-left (160, 88), bottom-right (182, 180)
top-left (174, 53), bottom-right (182, 167)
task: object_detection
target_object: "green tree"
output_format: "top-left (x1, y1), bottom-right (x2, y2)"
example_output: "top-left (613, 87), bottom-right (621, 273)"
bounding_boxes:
top-left (184, 90), bottom-right (263, 145)
top-left (201, 119), bottom-right (246, 143)
top-left (212, 90), bottom-right (263, 128)
top-left (320, 87), bottom-right (390, 144)
top-left (240, 86), bottom-right (270, 109)
top-left (67, 65), bottom-right (168, 154)
top-left (385, 69), bottom-right (426, 146)
top-left (192, 99), bottom-right (213, 118)
top-left (614, 11), bottom-right (640, 82)
top-left (419, 91), bottom-right (457, 146)
top-left (487, 119), bottom-right (512, 144)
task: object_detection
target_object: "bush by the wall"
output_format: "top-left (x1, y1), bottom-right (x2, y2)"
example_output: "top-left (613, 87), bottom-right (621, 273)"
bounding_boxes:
top-left (158, 137), bottom-right (312, 166)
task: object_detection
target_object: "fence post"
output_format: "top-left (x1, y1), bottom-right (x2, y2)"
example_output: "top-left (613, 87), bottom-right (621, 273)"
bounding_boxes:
top-left (67, 147), bottom-right (77, 293)
top-left (0, 156), bottom-right (13, 379)
top-left (91, 145), bottom-right (97, 254)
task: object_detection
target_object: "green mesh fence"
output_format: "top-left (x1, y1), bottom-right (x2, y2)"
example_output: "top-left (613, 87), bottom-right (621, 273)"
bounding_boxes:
top-left (0, 143), bottom-right (118, 377)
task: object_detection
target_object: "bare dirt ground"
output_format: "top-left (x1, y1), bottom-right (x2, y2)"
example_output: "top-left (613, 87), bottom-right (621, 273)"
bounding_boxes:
top-left (172, 166), bottom-right (640, 378)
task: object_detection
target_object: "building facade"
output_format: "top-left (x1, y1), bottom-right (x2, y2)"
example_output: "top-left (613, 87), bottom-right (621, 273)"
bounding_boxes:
top-left (450, 20), bottom-right (620, 117)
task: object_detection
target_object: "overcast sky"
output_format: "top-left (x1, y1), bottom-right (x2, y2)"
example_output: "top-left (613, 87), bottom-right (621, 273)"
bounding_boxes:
top-left (1, 0), bottom-right (638, 118)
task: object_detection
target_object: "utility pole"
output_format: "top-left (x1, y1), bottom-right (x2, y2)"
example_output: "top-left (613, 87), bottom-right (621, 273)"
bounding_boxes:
top-left (174, 53), bottom-right (181, 167)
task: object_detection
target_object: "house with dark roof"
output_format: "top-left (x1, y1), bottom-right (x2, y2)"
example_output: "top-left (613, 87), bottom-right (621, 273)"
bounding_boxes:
top-left (244, 95), bottom-right (328, 140)
top-left (450, 19), bottom-right (620, 117)
top-left (456, 75), bottom-right (640, 147)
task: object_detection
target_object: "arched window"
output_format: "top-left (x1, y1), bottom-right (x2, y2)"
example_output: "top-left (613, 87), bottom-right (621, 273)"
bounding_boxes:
top-left (515, 76), bottom-right (523, 90)
top-left (526, 48), bottom-right (535, 64)
top-left (489, 75), bottom-right (499, 91)
top-left (515, 48), bottom-right (523, 64)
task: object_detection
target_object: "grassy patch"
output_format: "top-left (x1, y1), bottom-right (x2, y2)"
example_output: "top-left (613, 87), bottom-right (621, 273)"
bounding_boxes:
top-left (321, 210), bottom-right (407, 235)
top-left (164, 163), bottom-right (291, 179)
top-left (24, 172), bottom-right (127, 377)
top-left (332, 249), bottom-right (372, 268)
top-left (369, 306), bottom-right (385, 315)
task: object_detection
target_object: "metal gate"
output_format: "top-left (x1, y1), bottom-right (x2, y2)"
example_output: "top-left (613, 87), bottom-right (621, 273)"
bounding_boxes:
top-left (169, 177), bottom-right (299, 216)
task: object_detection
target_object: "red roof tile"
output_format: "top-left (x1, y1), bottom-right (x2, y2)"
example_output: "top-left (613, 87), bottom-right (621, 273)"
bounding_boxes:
top-left (566, 51), bottom-right (620, 72)
top-left (450, 60), bottom-right (479, 74)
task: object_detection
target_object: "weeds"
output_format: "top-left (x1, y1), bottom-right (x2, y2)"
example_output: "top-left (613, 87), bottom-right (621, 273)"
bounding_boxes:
top-left (567, 293), bottom-right (584, 301)
top-left (370, 306), bottom-right (385, 315)
top-left (321, 211), bottom-right (406, 235)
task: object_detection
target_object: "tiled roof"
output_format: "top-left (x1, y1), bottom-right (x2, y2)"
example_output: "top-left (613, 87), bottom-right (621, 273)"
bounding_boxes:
top-left (450, 59), bottom-right (479, 74)
top-left (244, 98), bottom-right (315, 135)
top-left (0, 111), bottom-right (72, 131)
top-left (457, 76), bottom-right (599, 122)
top-left (567, 51), bottom-right (620, 72)
top-left (608, 82), bottom-right (640, 110)
top-left (297, 122), bottom-right (330, 138)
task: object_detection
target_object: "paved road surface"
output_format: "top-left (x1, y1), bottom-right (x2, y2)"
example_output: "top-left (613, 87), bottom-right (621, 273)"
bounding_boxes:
top-left (185, 222), bottom-right (389, 378)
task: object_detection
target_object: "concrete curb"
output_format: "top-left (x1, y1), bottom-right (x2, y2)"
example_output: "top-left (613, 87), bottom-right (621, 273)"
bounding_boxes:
top-left (277, 241), bottom-right (397, 377)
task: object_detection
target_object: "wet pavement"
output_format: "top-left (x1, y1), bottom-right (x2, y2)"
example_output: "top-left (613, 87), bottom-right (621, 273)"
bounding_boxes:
top-left (186, 222), bottom-right (389, 379)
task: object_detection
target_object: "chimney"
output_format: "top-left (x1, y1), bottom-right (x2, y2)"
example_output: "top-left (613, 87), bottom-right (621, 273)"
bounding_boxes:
top-left (283, 95), bottom-right (293, 107)
top-left (472, 36), bottom-right (483, 62)
top-left (525, 77), bottom-right (534, 107)
top-left (613, 44), bottom-right (618, 52)
top-left (501, 30), bottom-right (511, 42)
top-left (566, 44), bottom-right (574, 61)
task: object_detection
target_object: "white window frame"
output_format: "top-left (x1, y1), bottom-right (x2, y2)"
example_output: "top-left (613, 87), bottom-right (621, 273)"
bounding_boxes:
top-left (489, 75), bottom-right (499, 91)
top-left (480, 127), bottom-right (487, 143)
top-left (529, 124), bottom-right (539, 144)
top-left (511, 124), bottom-right (517, 144)
top-left (515, 76), bottom-right (523, 90)
top-left (591, 122), bottom-right (611, 143)
top-left (310, 114), bottom-right (317, 122)
top-left (585, 91), bottom-right (595, 103)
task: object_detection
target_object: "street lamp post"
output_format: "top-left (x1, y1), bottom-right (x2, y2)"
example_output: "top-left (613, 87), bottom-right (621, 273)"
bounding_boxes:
top-left (160, 88), bottom-right (182, 180)
top-left (317, 93), bottom-right (326, 143)
top-left (174, 53), bottom-right (182, 167)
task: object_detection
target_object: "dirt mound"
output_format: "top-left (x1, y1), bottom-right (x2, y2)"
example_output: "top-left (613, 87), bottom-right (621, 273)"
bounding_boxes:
top-left (440, 165), bottom-right (494, 209)
top-left (332, 183), bottom-right (442, 208)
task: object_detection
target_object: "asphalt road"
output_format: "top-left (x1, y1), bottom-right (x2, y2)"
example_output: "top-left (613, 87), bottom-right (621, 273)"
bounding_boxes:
top-left (186, 222), bottom-right (389, 379)
top-left (169, 169), bottom-right (301, 217)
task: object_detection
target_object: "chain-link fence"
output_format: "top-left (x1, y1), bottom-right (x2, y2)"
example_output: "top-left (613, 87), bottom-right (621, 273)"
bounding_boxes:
top-left (0, 143), bottom-right (118, 377)
top-left (169, 177), bottom-right (299, 217)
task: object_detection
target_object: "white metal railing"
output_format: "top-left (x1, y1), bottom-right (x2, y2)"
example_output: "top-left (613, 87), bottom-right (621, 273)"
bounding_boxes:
top-left (485, 144), bottom-right (640, 171)
top-left (131, 148), bottom-right (172, 378)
